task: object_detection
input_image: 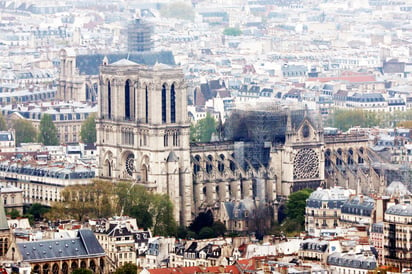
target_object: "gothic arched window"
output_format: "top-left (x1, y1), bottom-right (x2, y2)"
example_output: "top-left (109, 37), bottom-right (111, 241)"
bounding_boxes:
top-left (145, 86), bottom-right (149, 123)
top-left (125, 80), bottom-right (131, 120)
top-left (170, 83), bottom-right (176, 123)
top-left (107, 81), bottom-right (111, 119)
top-left (162, 84), bottom-right (167, 123)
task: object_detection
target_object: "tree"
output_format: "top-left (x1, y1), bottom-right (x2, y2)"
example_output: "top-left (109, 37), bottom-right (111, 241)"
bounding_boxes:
top-left (12, 119), bottom-right (37, 145)
top-left (189, 210), bottom-right (214, 234)
top-left (151, 194), bottom-right (177, 236)
top-left (190, 113), bottom-right (218, 142)
top-left (330, 109), bottom-right (380, 131)
top-left (80, 114), bottom-right (97, 143)
top-left (159, 2), bottom-right (195, 21)
top-left (27, 203), bottom-right (50, 221)
top-left (116, 182), bottom-right (177, 236)
top-left (223, 27), bottom-right (242, 36)
top-left (114, 263), bottom-right (137, 274)
top-left (397, 120), bottom-right (412, 128)
top-left (48, 180), bottom-right (115, 221)
top-left (212, 221), bottom-right (226, 237)
top-left (285, 188), bottom-right (313, 227)
top-left (130, 204), bottom-right (153, 230)
top-left (8, 209), bottom-right (20, 219)
top-left (38, 114), bottom-right (59, 145)
top-left (176, 226), bottom-right (188, 239)
top-left (0, 113), bottom-right (6, 131)
top-left (199, 227), bottom-right (215, 239)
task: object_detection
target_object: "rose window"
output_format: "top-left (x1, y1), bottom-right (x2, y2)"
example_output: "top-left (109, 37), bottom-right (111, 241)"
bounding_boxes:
top-left (293, 148), bottom-right (319, 179)
top-left (125, 154), bottom-right (135, 176)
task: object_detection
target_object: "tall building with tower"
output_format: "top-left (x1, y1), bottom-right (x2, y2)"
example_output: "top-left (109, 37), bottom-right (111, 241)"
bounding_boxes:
top-left (127, 18), bottom-right (154, 53)
top-left (97, 59), bottom-right (192, 225)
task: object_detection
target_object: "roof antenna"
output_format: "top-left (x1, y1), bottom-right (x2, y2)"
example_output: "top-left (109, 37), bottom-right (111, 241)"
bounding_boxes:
top-left (127, 52), bottom-right (130, 60)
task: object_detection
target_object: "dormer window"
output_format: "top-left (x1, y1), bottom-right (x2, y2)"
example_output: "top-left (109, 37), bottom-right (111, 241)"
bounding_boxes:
top-left (302, 124), bottom-right (310, 138)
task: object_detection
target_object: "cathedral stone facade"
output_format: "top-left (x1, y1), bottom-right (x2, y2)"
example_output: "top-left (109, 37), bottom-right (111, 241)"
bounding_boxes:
top-left (96, 60), bottom-right (192, 225)
top-left (97, 61), bottom-right (383, 226)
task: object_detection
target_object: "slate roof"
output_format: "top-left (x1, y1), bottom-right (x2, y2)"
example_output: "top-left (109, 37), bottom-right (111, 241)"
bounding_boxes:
top-left (75, 51), bottom-right (175, 75)
top-left (347, 93), bottom-right (385, 102)
top-left (166, 151), bottom-right (179, 162)
top-left (17, 230), bottom-right (105, 262)
top-left (386, 204), bottom-right (412, 217)
top-left (306, 187), bottom-right (352, 209)
top-left (327, 252), bottom-right (377, 269)
top-left (341, 196), bottom-right (375, 216)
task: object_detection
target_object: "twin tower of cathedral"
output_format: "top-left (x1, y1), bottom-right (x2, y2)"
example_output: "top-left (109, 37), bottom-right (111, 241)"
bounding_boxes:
top-left (96, 60), bottom-right (192, 225)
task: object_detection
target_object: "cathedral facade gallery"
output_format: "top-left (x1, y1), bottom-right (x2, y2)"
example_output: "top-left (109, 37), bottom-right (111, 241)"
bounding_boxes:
top-left (96, 60), bottom-right (383, 227)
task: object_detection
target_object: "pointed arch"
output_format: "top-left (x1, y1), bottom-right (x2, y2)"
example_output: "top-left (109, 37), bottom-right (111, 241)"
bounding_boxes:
top-left (145, 84), bottom-right (149, 123)
top-left (62, 262), bottom-right (68, 274)
top-left (162, 83), bottom-right (167, 123)
top-left (52, 263), bottom-right (59, 274)
top-left (170, 83), bottom-right (176, 123)
top-left (107, 79), bottom-right (112, 119)
top-left (140, 155), bottom-right (150, 182)
top-left (125, 79), bottom-right (132, 120)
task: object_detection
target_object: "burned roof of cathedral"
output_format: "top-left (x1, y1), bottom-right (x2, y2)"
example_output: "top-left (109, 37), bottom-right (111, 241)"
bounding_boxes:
top-left (223, 106), bottom-right (319, 144)
top-left (75, 51), bottom-right (175, 75)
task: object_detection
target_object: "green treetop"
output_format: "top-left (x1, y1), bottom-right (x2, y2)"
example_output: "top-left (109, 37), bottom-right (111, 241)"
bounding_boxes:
top-left (159, 2), bottom-right (195, 21)
top-left (190, 113), bottom-right (218, 142)
top-left (0, 113), bottom-right (6, 131)
top-left (38, 114), bottom-right (59, 145)
top-left (223, 27), bottom-right (242, 36)
top-left (12, 119), bottom-right (38, 146)
top-left (80, 114), bottom-right (97, 144)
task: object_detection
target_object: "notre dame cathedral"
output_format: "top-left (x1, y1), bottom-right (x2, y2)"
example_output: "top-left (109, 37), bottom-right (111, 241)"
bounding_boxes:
top-left (95, 59), bottom-right (384, 227)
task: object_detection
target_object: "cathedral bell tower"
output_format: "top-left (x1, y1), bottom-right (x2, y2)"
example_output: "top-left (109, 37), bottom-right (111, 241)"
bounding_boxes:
top-left (97, 60), bottom-right (192, 225)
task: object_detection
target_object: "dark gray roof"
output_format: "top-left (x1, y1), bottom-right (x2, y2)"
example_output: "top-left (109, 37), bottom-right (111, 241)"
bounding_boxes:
top-left (167, 151), bottom-right (179, 162)
top-left (386, 204), bottom-right (412, 216)
top-left (17, 229), bottom-right (104, 262)
top-left (341, 196), bottom-right (374, 216)
top-left (306, 188), bottom-right (352, 209)
top-left (75, 51), bottom-right (175, 75)
top-left (347, 93), bottom-right (385, 102)
top-left (327, 252), bottom-right (377, 269)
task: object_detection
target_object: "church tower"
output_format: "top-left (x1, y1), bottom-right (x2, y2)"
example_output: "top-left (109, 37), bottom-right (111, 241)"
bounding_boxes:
top-left (97, 59), bottom-right (192, 225)
top-left (0, 196), bottom-right (10, 258)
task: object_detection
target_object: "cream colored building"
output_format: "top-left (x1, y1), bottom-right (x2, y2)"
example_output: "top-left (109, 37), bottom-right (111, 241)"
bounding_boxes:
top-left (305, 187), bottom-right (354, 236)
top-left (3, 101), bottom-right (97, 144)
top-left (383, 203), bottom-right (412, 270)
top-left (0, 160), bottom-right (95, 206)
top-left (0, 183), bottom-right (23, 214)
top-left (94, 217), bottom-right (149, 270)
